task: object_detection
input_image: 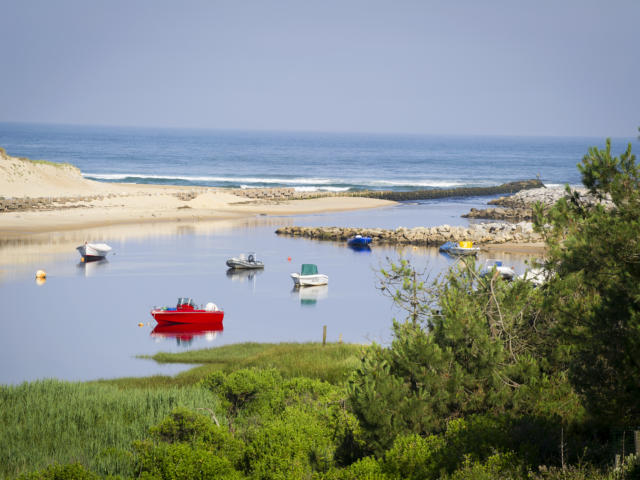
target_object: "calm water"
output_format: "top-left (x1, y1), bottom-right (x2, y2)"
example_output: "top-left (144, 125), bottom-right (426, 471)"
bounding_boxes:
top-left (1, 123), bottom-right (633, 191)
top-left (0, 205), bottom-right (537, 385)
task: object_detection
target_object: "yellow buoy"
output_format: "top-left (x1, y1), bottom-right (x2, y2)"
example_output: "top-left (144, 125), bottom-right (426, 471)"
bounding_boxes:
top-left (35, 269), bottom-right (47, 279)
top-left (138, 323), bottom-right (144, 327)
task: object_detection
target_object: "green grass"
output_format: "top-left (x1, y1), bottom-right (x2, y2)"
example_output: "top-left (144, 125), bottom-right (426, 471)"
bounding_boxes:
top-left (0, 380), bottom-right (216, 479)
top-left (98, 342), bottom-right (367, 389)
top-left (0, 146), bottom-right (75, 169)
top-left (1, 342), bottom-right (368, 478)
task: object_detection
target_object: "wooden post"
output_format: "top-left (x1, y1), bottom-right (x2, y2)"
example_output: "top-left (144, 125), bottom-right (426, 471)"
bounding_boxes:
top-left (322, 325), bottom-right (327, 346)
top-left (339, 333), bottom-right (343, 344)
top-left (635, 430), bottom-right (640, 455)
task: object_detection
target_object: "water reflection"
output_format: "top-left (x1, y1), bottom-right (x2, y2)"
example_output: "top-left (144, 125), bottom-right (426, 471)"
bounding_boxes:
top-left (77, 259), bottom-right (109, 277)
top-left (348, 244), bottom-right (372, 253)
top-left (293, 285), bottom-right (329, 307)
top-left (226, 268), bottom-right (263, 283)
top-left (151, 323), bottom-right (223, 347)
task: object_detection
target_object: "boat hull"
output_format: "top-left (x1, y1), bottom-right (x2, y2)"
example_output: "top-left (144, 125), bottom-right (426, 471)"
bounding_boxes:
top-left (77, 243), bottom-right (112, 260)
top-left (347, 236), bottom-right (372, 247)
top-left (226, 258), bottom-right (264, 269)
top-left (291, 273), bottom-right (329, 287)
top-left (447, 246), bottom-right (480, 256)
top-left (150, 309), bottom-right (225, 325)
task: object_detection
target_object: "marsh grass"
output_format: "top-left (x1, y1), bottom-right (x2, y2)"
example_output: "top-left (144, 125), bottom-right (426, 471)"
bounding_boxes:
top-left (98, 342), bottom-right (366, 390)
top-left (0, 380), bottom-right (216, 479)
top-left (149, 342), bottom-right (365, 385)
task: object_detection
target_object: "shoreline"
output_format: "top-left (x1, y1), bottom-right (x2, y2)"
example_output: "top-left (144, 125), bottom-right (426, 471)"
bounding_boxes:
top-left (0, 149), bottom-right (544, 256)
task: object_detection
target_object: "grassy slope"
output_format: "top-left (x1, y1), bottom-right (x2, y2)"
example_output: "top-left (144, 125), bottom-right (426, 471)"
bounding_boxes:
top-left (97, 342), bottom-right (366, 389)
top-left (1, 342), bottom-right (366, 478)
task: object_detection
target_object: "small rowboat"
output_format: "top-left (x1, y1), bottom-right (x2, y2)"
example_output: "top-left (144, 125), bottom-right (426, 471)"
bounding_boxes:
top-left (76, 242), bottom-right (112, 261)
top-left (150, 297), bottom-right (224, 324)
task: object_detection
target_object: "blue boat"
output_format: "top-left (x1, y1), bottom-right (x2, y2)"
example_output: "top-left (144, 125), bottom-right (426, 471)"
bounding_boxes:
top-left (347, 235), bottom-right (372, 247)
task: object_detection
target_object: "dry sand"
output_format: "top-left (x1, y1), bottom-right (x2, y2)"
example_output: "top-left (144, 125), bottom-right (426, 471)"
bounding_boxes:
top-left (0, 149), bottom-right (395, 236)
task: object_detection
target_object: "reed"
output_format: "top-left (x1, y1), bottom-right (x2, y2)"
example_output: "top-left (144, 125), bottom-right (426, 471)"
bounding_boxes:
top-left (145, 342), bottom-right (366, 386)
top-left (0, 379), bottom-right (216, 479)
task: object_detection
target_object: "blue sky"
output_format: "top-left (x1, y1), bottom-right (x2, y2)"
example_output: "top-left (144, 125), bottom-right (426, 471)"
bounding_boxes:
top-left (1, 0), bottom-right (638, 137)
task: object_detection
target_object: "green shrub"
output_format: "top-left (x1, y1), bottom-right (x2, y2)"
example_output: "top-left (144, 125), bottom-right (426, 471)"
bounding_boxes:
top-left (17, 462), bottom-right (99, 480)
top-left (133, 440), bottom-right (242, 480)
top-left (149, 408), bottom-right (245, 466)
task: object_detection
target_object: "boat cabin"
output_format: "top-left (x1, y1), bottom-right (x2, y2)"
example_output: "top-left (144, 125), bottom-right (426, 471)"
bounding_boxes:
top-left (177, 297), bottom-right (196, 309)
top-left (301, 264), bottom-right (318, 275)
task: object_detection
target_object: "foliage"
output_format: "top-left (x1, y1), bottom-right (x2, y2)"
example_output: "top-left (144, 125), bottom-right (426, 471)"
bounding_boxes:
top-left (133, 440), bottom-right (242, 480)
top-left (535, 139), bottom-right (640, 426)
top-left (0, 380), bottom-right (215, 479)
top-left (132, 342), bottom-right (363, 387)
top-left (348, 258), bottom-right (568, 455)
top-left (16, 463), bottom-right (100, 480)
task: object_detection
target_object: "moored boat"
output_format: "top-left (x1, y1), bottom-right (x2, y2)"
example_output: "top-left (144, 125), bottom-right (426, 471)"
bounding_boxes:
top-left (481, 259), bottom-right (516, 280)
top-left (226, 252), bottom-right (264, 269)
top-left (291, 264), bottom-right (329, 287)
top-left (441, 241), bottom-right (480, 256)
top-left (77, 242), bottom-right (112, 261)
top-left (150, 297), bottom-right (224, 324)
top-left (347, 235), bottom-right (372, 247)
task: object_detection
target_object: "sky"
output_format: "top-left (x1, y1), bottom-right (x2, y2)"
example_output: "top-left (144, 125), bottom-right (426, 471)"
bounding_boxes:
top-left (1, 0), bottom-right (638, 137)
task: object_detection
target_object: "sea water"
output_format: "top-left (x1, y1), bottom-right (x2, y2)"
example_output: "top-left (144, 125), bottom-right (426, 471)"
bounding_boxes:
top-left (2, 122), bottom-right (633, 191)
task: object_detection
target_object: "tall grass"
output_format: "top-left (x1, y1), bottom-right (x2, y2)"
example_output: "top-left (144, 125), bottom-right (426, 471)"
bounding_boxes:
top-left (0, 379), bottom-right (216, 479)
top-left (148, 342), bottom-right (366, 385)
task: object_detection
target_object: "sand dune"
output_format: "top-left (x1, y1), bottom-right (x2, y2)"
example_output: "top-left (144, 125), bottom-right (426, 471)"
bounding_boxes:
top-left (0, 148), bottom-right (394, 235)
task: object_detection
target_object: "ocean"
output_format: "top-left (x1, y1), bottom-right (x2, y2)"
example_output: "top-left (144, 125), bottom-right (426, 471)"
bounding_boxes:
top-left (1, 122), bottom-right (633, 192)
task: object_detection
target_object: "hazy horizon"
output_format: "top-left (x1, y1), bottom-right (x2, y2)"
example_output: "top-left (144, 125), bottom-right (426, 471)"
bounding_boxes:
top-left (1, 0), bottom-right (638, 138)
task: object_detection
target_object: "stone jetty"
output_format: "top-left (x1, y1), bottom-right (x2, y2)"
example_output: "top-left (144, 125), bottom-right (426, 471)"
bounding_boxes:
top-left (462, 186), bottom-right (611, 221)
top-left (276, 222), bottom-right (543, 246)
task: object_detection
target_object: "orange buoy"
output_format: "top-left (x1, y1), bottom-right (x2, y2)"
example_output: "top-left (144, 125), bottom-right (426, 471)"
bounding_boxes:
top-left (287, 257), bottom-right (291, 262)
top-left (35, 270), bottom-right (47, 279)
top-left (138, 323), bottom-right (144, 327)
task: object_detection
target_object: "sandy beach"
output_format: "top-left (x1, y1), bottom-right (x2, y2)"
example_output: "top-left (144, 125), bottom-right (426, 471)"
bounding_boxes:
top-left (0, 150), bottom-right (395, 236)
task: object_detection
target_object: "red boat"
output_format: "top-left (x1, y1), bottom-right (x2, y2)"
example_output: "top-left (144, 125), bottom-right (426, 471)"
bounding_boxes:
top-left (150, 297), bottom-right (224, 325)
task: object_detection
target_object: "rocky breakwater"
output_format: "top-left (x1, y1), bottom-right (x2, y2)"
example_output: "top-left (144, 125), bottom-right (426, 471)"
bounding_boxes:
top-left (462, 186), bottom-right (611, 221)
top-left (276, 222), bottom-right (542, 246)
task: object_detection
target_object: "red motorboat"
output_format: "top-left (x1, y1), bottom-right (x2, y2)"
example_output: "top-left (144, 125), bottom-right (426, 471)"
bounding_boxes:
top-left (150, 297), bottom-right (224, 325)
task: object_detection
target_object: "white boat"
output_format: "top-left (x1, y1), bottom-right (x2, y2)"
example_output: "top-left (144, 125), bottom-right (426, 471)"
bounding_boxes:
top-left (481, 259), bottom-right (516, 280)
top-left (519, 267), bottom-right (549, 286)
top-left (447, 241), bottom-right (480, 256)
top-left (76, 242), bottom-right (112, 261)
top-left (290, 264), bottom-right (329, 287)
top-left (226, 252), bottom-right (264, 269)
